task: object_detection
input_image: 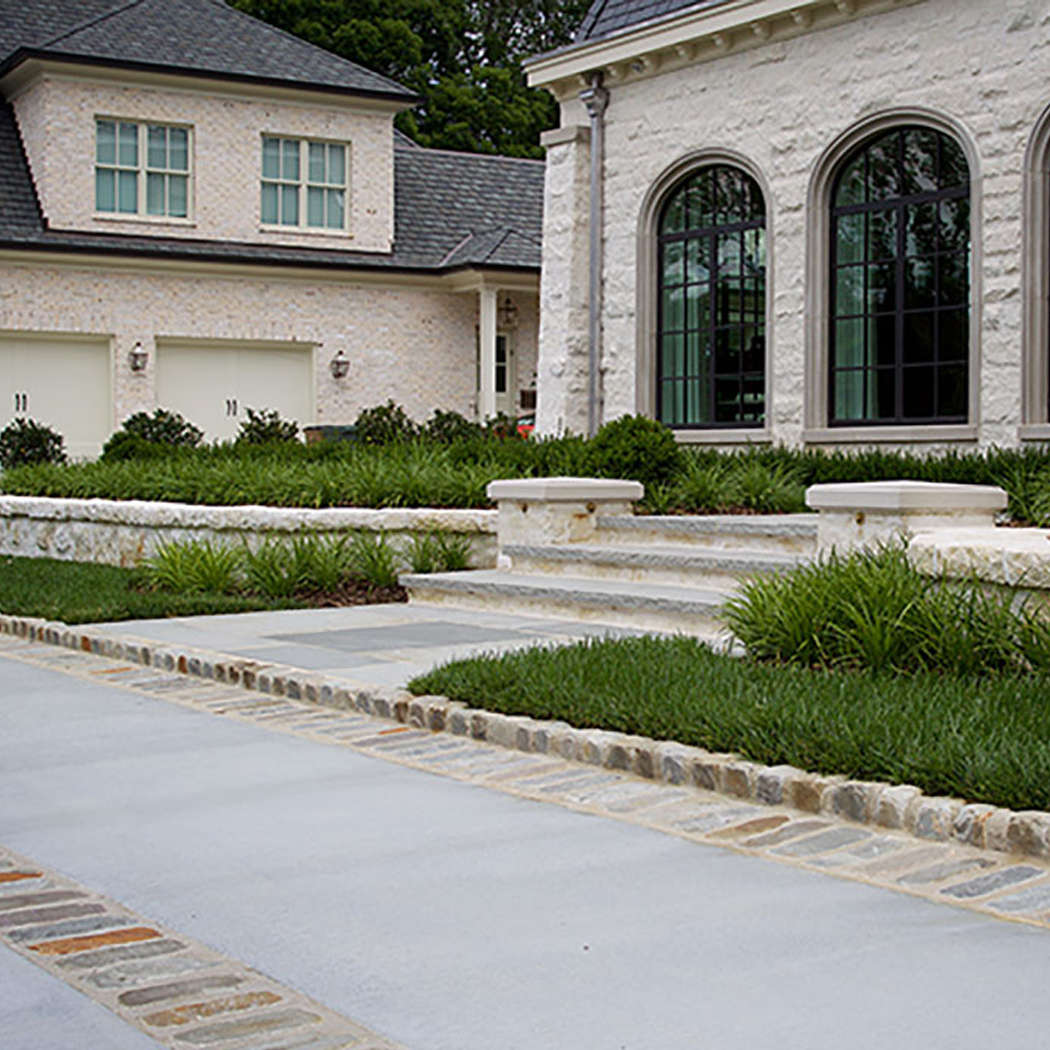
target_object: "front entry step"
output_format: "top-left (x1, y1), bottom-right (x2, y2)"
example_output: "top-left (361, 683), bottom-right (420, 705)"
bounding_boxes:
top-left (594, 513), bottom-right (819, 554)
top-left (502, 543), bottom-right (809, 589)
top-left (400, 570), bottom-right (734, 640)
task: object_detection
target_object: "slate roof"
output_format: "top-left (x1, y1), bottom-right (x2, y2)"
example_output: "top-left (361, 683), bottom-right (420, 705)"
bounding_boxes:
top-left (576, 0), bottom-right (730, 43)
top-left (0, 0), bottom-right (416, 101)
top-left (0, 100), bottom-right (543, 274)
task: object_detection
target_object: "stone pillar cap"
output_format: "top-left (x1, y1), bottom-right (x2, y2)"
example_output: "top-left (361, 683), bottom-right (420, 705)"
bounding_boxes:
top-left (487, 477), bottom-right (644, 502)
top-left (806, 480), bottom-right (1007, 512)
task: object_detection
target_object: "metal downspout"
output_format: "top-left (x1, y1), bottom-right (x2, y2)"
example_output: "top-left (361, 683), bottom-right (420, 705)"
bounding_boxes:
top-left (581, 73), bottom-right (608, 438)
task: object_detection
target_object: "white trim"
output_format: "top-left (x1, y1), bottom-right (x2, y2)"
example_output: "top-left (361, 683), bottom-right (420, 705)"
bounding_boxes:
top-left (259, 133), bottom-right (351, 236)
top-left (804, 107), bottom-right (982, 437)
top-left (1022, 101), bottom-right (1050, 427)
top-left (635, 147), bottom-right (774, 442)
top-left (526, 0), bottom-right (921, 100)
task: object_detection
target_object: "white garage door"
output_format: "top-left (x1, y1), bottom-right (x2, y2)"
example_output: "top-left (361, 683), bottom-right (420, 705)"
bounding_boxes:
top-left (156, 341), bottom-right (314, 442)
top-left (0, 335), bottom-right (112, 459)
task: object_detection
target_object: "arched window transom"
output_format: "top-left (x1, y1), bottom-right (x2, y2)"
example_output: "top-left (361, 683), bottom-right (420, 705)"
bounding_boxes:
top-left (657, 165), bottom-right (766, 429)
top-left (830, 126), bottom-right (970, 425)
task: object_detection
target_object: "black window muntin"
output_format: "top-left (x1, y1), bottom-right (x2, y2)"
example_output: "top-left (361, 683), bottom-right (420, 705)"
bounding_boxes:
top-left (657, 165), bottom-right (766, 429)
top-left (829, 126), bottom-right (971, 426)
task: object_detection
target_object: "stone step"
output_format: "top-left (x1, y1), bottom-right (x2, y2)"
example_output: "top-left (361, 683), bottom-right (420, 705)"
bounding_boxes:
top-left (401, 570), bottom-right (735, 640)
top-left (502, 543), bottom-right (810, 589)
top-left (594, 513), bottom-right (819, 554)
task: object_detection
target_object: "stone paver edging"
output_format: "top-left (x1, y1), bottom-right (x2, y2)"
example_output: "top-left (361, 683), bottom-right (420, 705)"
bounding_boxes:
top-left (2, 613), bottom-right (1048, 862)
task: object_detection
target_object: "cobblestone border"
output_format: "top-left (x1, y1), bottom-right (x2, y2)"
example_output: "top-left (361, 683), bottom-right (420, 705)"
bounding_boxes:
top-left (4, 612), bottom-right (1048, 862)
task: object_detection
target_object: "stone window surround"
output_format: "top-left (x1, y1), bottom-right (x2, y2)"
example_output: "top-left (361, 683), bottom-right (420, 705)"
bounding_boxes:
top-left (1020, 100), bottom-right (1050, 441)
top-left (803, 106), bottom-right (982, 445)
top-left (93, 116), bottom-right (195, 226)
top-left (635, 147), bottom-right (775, 446)
top-left (259, 133), bottom-right (352, 237)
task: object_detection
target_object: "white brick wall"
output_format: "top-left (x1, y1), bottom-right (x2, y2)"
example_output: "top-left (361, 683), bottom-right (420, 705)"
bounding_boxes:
top-left (0, 258), bottom-right (537, 435)
top-left (12, 75), bottom-right (395, 253)
top-left (540, 0), bottom-right (1050, 448)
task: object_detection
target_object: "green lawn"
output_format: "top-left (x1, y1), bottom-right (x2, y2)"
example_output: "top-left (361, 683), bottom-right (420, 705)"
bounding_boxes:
top-left (0, 555), bottom-right (308, 624)
top-left (410, 634), bottom-right (1050, 813)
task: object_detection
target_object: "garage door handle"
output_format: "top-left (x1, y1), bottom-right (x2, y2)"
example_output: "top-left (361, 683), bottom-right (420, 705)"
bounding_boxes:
top-left (14, 392), bottom-right (27, 413)
top-left (226, 398), bottom-right (238, 417)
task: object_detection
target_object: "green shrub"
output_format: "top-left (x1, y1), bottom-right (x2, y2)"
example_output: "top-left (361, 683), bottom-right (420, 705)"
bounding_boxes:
top-left (435, 531), bottom-right (473, 571)
top-left (722, 544), bottom-right (1050, 675)
top-left (406, 531), bottom-right (442, 573)
top-left (142, 540), bottom-right (243, 594)
top-left (588, 415), bottom-right (682, 490)
top-left (100, 431), bottom-right (173, 462)
top-left (236, 407), bottom-right (300, 446)
top-left (243, 539), bottom-right (300, 597)
top-left (424, 410), bottom-right (482, 444)
top-left (353, 401), bottom-right (419, 445)
top-left (348, 530), bottom-right (401, 588)
top-left (0, 418), bottom-right (66, 469)
top-left (119, 408), bottom-right (203, 448)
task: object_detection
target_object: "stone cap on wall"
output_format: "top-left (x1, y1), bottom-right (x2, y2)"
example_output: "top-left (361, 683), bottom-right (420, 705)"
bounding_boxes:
top-left (487, 478), bottom-right (645, 502)
top-left (806, 481), bottom-right (1008, 514)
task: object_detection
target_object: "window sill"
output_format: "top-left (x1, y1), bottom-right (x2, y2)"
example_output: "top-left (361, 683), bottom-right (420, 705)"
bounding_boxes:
top-left (673, 428), bottom-right (771, 446)
top-left (258, 224), bottom-right (353, 240)
top-left (1019, 424), bottom-right (1050, 442)
top-left (803, 424), bottom-right (978, 445)
top-left (93, 213), bottom-right (196, 228)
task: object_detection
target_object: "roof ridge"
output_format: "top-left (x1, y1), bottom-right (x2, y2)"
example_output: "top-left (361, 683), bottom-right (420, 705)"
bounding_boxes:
top-left (38, 0), bottom-right (145, 49)
top-left (196, 0), bottom-right (413, 97)
top-left (438, 230), bottom-right (479, 267)
top-left (398, 142), bottom-right (545, 166)
top-left (479, 227), bottom-right (514, 263)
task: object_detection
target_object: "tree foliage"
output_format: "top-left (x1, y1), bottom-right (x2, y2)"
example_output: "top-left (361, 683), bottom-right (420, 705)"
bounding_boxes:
top-left (231, 0), bottom-right (590, 158)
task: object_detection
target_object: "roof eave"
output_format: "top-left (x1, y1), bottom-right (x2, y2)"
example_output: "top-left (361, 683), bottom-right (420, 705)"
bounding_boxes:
top-left (0, 47), bottom-right (421, 109)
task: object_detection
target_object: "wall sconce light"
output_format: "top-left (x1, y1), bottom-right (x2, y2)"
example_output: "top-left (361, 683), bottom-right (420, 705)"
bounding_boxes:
top-left (128, 342), bottom-right (148, 372)
top-left (329, 349), bottom-right (350, 380)
top-left (498, 295), bottom-right (519, 328)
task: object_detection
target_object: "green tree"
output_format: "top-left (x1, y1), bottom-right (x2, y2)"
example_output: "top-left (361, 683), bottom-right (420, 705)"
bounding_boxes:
top-left (231, 0), bottom-right (590, 158)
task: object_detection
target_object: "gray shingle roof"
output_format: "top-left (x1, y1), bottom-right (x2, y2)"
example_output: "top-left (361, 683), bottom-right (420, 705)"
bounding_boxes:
top-left (0, 0), bottom-right (416, 101)
top-left (0, 105), bottom-right (543, 273)
top-left (577, 0), bottom-right (730, 42)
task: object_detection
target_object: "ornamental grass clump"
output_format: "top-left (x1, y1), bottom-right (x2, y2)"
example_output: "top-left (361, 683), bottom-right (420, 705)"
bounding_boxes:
top-left (722, 544), bottom-right (1050, 675)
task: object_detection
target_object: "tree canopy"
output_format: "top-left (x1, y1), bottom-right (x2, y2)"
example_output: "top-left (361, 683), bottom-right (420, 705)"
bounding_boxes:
top-left (231, 0), bottom-right (591, 158)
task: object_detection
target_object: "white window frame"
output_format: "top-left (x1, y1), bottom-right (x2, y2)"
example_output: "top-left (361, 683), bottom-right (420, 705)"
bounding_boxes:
top-left (94, 118), bottom-right (193, 222)
top-left (260, 134), bottom-right (350, 234)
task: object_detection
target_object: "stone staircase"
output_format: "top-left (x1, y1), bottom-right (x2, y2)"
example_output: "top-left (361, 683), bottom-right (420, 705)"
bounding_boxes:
top-left (402, 507), bottom-right (819, 640)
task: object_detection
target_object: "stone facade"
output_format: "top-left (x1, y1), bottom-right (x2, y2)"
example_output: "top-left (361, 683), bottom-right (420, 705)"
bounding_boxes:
top-left (10, 73), bottom-right (396, 253)
top-left (531, 0), bottom-right (1050, 449)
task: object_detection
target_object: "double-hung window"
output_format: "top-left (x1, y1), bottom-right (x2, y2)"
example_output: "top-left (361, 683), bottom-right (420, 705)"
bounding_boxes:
top-left (261, 136), bottom-right (347, 232)
top-left (95, 120), bottom-right (190, 219)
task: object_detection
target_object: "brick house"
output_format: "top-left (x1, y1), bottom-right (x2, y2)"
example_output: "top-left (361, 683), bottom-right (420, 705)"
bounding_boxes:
top-left (0, 0), bottom-right (542, 455)
top-left (527, 0), bottom-right (1050, 450)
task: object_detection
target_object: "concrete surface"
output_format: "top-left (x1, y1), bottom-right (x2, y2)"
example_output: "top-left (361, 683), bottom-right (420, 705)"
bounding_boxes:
top-left (3, 650), bottom-right (1050, 1049)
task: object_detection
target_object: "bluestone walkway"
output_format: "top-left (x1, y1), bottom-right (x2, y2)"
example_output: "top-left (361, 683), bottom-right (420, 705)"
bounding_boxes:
top-left (2, 632), bottom-right (1050, 1049)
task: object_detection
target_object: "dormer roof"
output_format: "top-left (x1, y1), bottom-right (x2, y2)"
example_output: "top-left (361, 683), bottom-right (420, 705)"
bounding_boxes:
top-left (0, 0), bottom-right (417, 103)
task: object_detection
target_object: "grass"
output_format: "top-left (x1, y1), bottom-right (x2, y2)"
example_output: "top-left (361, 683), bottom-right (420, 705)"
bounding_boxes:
top-left (409, 634), bottom-right (1050, 813)
top-left (6, 434), bottom-right (1050, 521)
top-left (723, 545), bottom-right (1050, 675)
top-left (0, 555), bottom-right (308, 624)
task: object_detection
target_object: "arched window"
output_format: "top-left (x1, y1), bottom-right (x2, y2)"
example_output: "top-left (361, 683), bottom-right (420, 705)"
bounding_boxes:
top-left (830, 126), bottom-right (970, 425)
top-left (657, 165), bottom-right (766, 429)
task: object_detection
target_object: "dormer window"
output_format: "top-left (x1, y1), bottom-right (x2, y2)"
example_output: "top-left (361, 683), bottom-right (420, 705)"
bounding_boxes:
top-left (261, 135), bottom-right (347, 232)
top-left (95, 120), bottom-right (191, 219)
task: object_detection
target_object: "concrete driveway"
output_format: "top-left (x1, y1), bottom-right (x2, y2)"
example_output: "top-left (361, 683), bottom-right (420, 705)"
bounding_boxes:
top-left (2, 638), bottom-right (1049, 1049)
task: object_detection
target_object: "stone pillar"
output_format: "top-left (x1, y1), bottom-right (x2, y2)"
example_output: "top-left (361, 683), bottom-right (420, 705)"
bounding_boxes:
top-left (487, 477), bottom-right (643, 558)
top-left (806, 481), bottom-right (1008, 553)
top-left (478, 287), bottom-right (498, 421)
top-left (536, 124), bottom-right (593, 436)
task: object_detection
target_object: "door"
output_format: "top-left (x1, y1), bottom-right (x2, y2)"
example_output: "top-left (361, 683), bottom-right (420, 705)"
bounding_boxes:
top-left (156, 340), bottom-right (314, 442)
top-left (494, 332), bottom-right (516, 416)
top-left (0, 335), bottom-right (112, 458)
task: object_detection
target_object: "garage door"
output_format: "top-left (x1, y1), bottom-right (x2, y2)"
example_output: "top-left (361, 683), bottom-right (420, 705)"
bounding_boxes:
top-left (156, 341), bottom-right (314, 442)
top-left (0, 335), bottom-right (112, 458)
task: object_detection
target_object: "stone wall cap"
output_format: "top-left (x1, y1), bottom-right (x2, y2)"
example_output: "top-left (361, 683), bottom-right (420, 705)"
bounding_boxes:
top-left (806, 481), bottom-right (1007, 513)
top-left (487, 477), bottom-right (645, 502)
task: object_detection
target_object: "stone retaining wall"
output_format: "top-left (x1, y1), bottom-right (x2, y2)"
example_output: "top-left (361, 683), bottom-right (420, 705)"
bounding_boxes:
top-left (0, 496), bottom-right (497, 568)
